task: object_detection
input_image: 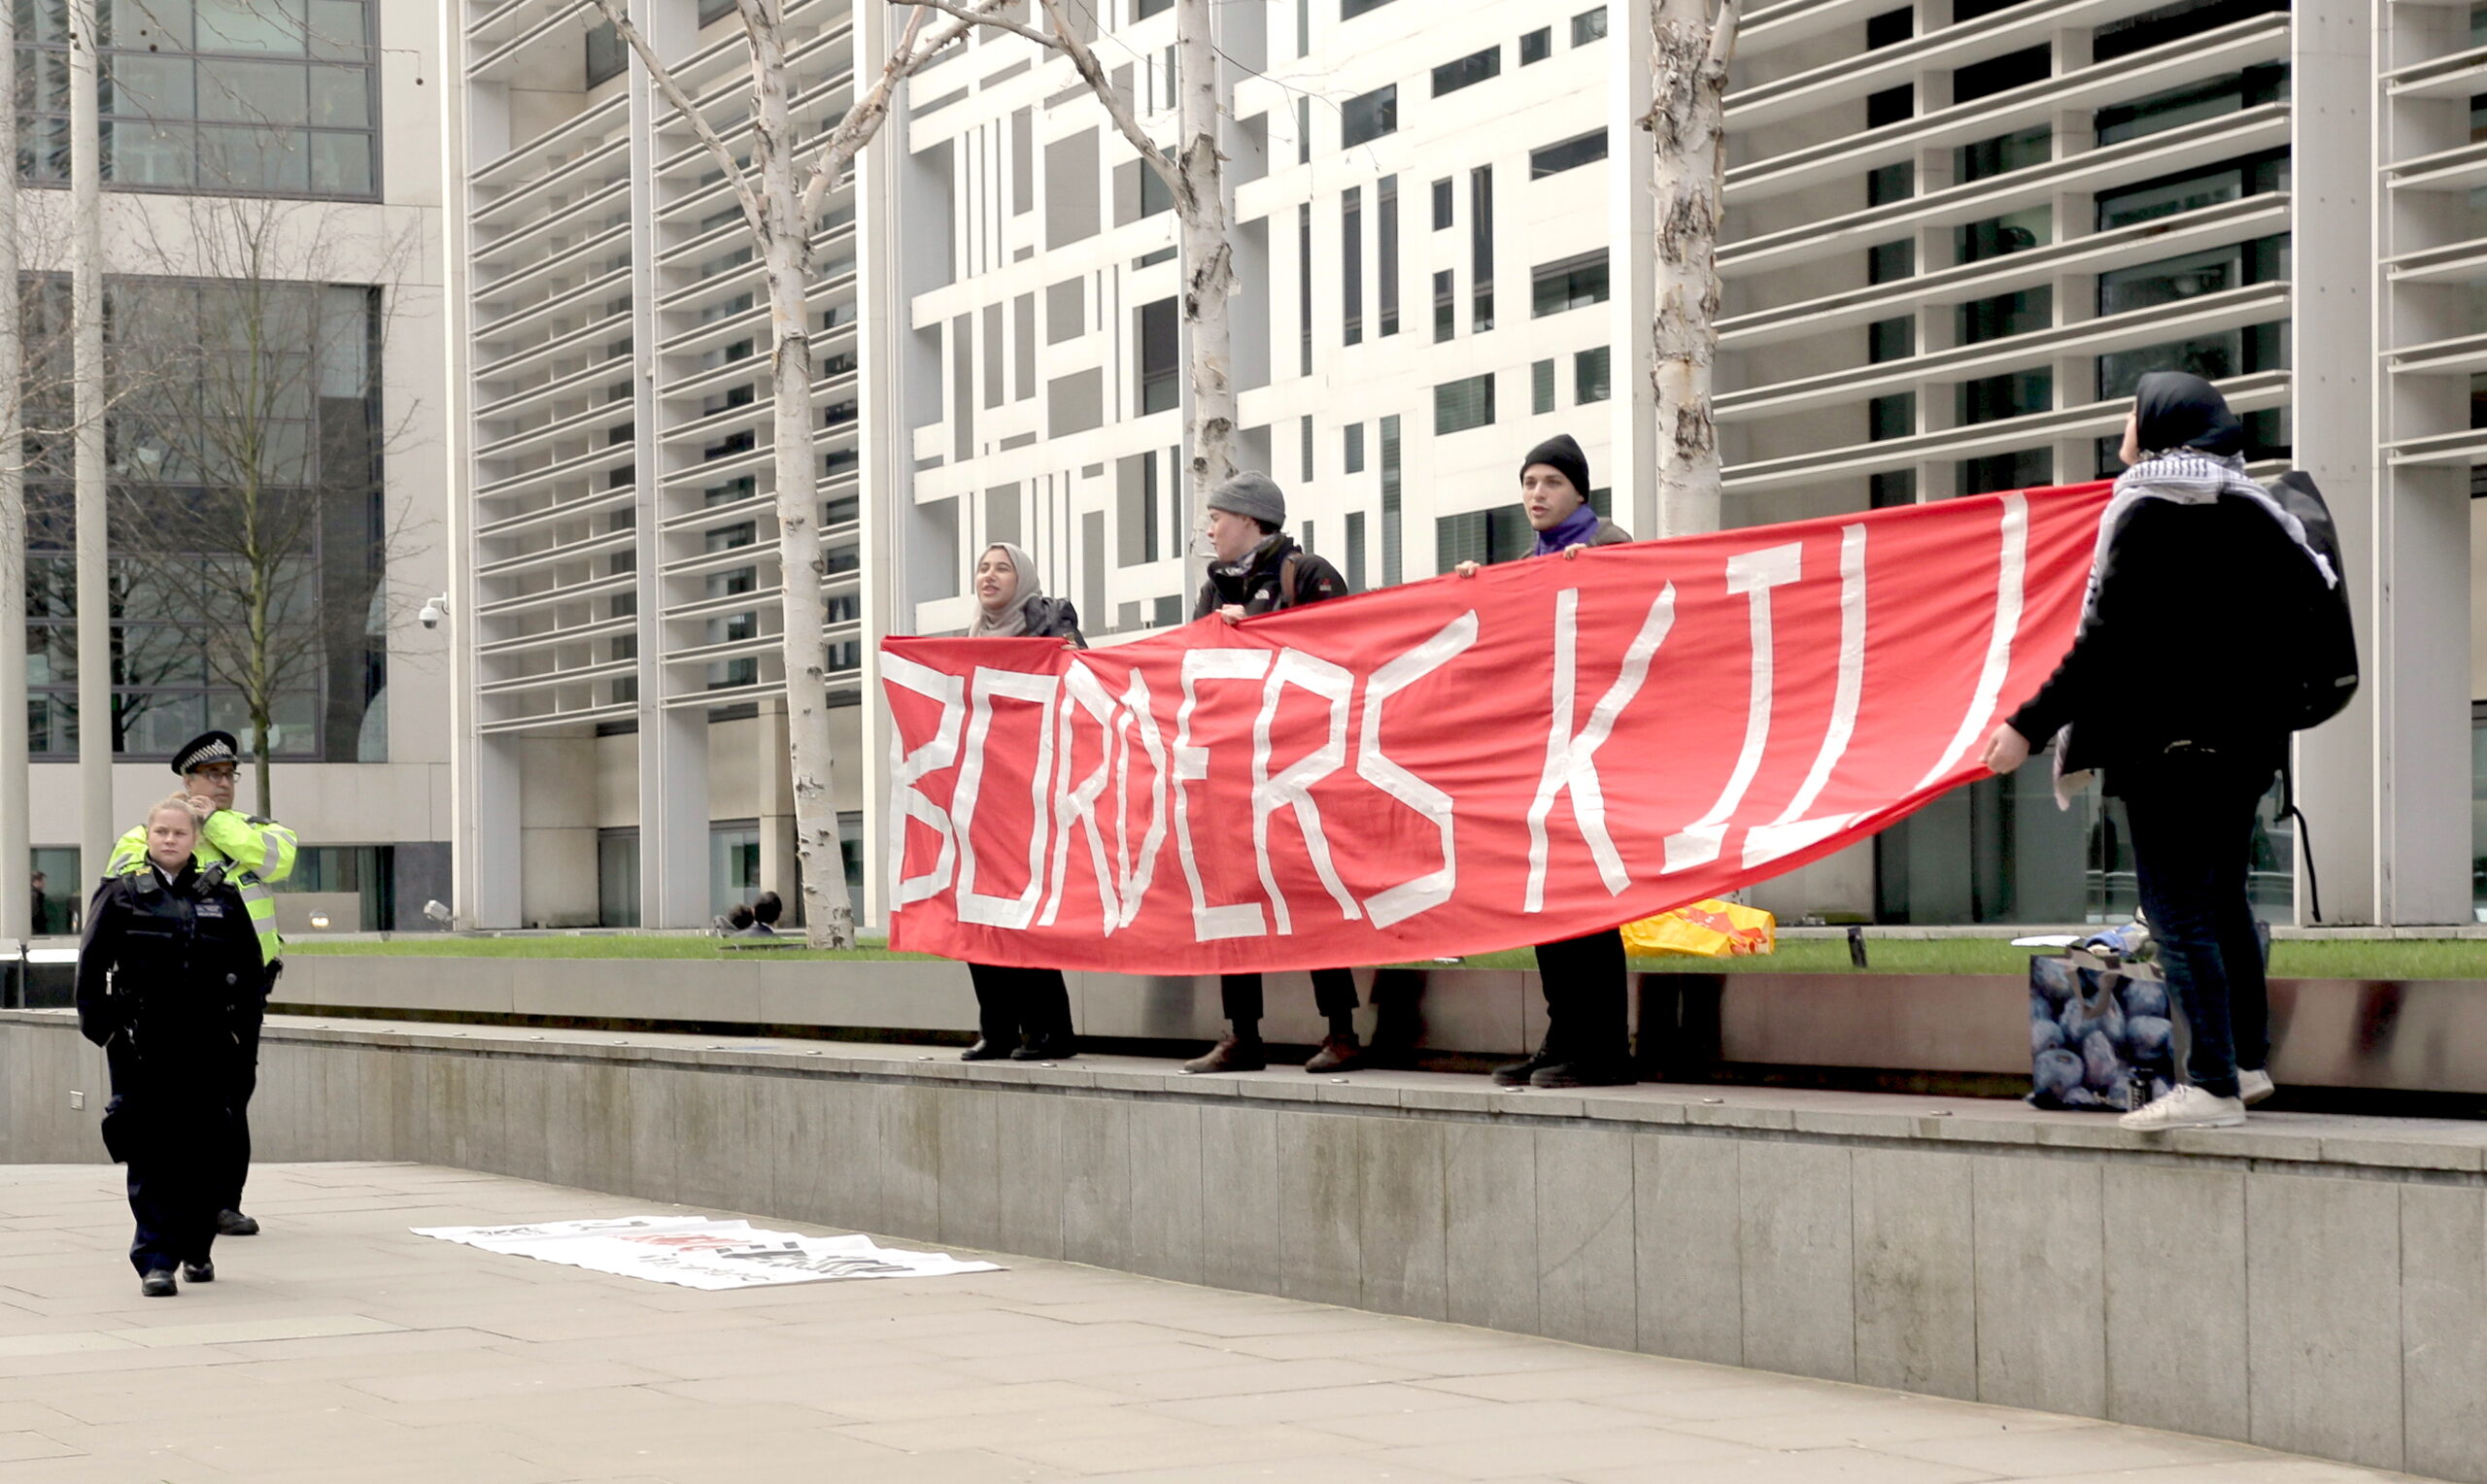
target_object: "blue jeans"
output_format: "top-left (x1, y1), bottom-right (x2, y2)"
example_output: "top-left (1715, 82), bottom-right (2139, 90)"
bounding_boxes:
top-left (2119, 760), bottom-right (2273, 1100)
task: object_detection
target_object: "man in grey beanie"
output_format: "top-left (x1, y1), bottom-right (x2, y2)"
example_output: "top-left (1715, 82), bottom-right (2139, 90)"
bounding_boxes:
top-left (1181, 471), bottom-right (1367, 1074)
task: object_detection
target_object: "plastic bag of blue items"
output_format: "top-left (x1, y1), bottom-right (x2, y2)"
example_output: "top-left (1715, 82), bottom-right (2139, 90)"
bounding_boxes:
top-left (2027, 923), bottom-right (2177, 1113)
top-left (2027, 919), bottom-right (2270, 1111)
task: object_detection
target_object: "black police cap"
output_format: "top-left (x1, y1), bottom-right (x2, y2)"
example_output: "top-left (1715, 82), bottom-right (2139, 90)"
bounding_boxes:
top-left (170, 730), bottom-right (242, 776)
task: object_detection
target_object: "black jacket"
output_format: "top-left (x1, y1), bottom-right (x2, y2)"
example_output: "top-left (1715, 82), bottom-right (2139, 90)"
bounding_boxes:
top-left (1192, 535), bottom-right (1350, 621)
top-left (1021, 595), bottom-right (1088, 647)
top-left (2006, 494), bottom-right (2299, 783)
top-left (76, 860), bottom-right (265, 1068)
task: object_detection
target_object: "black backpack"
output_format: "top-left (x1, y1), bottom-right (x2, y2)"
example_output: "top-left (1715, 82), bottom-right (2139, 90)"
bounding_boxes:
top-left (2266, 471), bottom-right (2359, 730)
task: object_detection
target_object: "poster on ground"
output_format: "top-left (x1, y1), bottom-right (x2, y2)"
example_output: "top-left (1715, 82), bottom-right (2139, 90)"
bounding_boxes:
top-left (413, 1216), bottom-right (1004, 1290)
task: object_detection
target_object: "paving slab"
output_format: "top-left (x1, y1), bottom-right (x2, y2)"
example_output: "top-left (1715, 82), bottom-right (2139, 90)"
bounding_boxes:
top-left (0, 1162), bottom-right (2458, 1484)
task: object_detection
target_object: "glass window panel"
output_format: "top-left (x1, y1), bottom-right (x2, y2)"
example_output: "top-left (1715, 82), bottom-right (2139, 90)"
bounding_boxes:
top-left (307, 0), bottom-right (364, 58)
top-left (107, 55), bottom-right (196, 117)
top-left (1574, 346), bottom-right (1611, 404)
top-left (309, 129), bottom-right (370, 194)
top-left (198, 58), bottom-right (308, 123)
top-left (307, 65), bottom-right (366, 126)
top-left (195, 0), bottom-right (308, 54)
top-left (109, 118), bottom-right (193, 185)
top-left (197, 122), bottom-right (307, 191)
top-left (113, 0), bottom-right (195, 47)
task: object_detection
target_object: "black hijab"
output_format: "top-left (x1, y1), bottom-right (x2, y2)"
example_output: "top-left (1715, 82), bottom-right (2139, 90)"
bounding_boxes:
top-left (2131, 371), bottom-right (2242, 457)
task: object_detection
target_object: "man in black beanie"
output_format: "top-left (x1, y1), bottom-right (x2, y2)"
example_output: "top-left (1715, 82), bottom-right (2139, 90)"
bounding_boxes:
top-left (1455, 433), bottom-right (1636, 1088)
top-left (1181, 472), bottom-right (1374, 1075)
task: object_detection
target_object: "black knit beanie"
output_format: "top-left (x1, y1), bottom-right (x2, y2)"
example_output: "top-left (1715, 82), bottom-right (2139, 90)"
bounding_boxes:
top-left (1520, 434), bottom-right (1591, 502)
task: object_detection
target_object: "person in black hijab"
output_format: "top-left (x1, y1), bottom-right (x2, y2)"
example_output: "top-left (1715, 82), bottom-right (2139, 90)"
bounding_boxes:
top-left (1983, 372), bottom-right (2314, 1131)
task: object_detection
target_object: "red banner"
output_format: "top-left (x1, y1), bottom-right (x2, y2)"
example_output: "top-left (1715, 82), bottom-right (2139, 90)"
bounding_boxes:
top-left (881, 484), bottom-right (2110, 973)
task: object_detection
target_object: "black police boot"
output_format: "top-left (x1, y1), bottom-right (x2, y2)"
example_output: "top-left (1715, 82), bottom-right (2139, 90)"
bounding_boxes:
top-left (1010, 1034), bottom-right (1076, 1062)
top-left (182, 1260), bottom-right (216, 1284)
top-left (1529, 1059), bottom-right (1636, 1089)
top-left (141, 1269), bottom-right (178, 1298)
top-left (959, 1038), bottom-right (1009, 1062)
top-left (216, 1209), bottom-right (258, 1236)
top-left (1490, 1044), bottom-right (1559, 1087)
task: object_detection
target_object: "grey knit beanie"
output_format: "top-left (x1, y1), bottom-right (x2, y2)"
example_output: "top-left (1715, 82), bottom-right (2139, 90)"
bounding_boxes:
top-left (1206, 471), bottom-right (1287, 529)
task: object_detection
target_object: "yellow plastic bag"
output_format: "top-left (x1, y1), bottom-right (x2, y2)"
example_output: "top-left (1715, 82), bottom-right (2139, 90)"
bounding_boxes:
top-left (1620, 898), bottom-right (1777, 959)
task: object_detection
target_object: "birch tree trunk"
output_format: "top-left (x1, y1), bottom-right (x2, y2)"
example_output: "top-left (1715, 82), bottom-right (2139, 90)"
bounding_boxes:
top-left (0, 3), bottom-right (25, 937)
top-left (743, 0), bottom-right (854, 949)
top-left (1647, 0), bottom-right (1737, 538)
top-left (71, 0), bottom-right (113, 884)
top-left (588, 0), bottom-right (985, 946)
top-left (1172, 0), bottom-right (1234, 520)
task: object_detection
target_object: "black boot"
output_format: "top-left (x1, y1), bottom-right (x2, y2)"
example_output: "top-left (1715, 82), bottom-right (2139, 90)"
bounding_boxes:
top-left (960, 1038), bottom-right (1010, 1062)
top-left (1529, 1059), bottom-right (1636, 1089)
top-left (215, 1209), bottom-right (258, 1237)
top-left (141, 1269), bottom-right (178, 1298)
top-left (181, 1260), bottom-right (216, 1283)
top-left (1011, 1034), bottom-right (1077, 1061)
top-left (1181, 1032), bottom-right (1267, 1074)
top-left (1490, 1045), bottom-right (1559, 1087)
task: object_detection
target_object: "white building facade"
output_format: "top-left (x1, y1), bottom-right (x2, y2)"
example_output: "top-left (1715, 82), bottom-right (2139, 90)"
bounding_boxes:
top-left (439, 0), bottom-right (2482, 930)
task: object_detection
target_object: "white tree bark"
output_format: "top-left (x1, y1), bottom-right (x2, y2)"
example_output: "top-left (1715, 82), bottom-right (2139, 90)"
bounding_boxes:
top-left (1646, 0), bottom-right (1737, 537)
top-left (0, 3), bottom-right (25, 938)
top-left (583, 0), bottom-right (992, 946)
top-left (70, 0), bottom-right (112, 885)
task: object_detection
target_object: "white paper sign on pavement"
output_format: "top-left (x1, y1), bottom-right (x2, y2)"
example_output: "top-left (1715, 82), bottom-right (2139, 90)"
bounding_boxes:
top-left (413, 1216), bottom-right (1004, 1291)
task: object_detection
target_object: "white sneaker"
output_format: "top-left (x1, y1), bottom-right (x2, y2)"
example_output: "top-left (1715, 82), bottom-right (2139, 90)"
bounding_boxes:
top-left (2238, 1068), bottom-right (2275, 1106)
top-left (2119, 1084), bottom-right (2245, 1132)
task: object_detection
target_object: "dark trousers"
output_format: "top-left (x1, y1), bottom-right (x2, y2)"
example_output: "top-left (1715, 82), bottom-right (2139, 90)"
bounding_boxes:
top-left (2120, 763), bottom-right (2273, 1100)
top-left (1534, 928), bottom-right (1628, 1063)
top-left (967, 963), bottom-right (1073, 1046)
top-left (1219, 968), bottom-right (1358, 1028)
top-left (215, 1012), bottom-right (262, 1213)
top-left (108, 1047), bottom-right (226, 1274)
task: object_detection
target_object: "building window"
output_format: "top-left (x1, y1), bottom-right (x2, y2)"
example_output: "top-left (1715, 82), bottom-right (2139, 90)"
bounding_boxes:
top-left (1433, 46), bottom-right (1501, 96)
top-left (1871, 470), bottom-right (1917, 507)
top-left (1958, 287), bottom-right (2052, 344)
top-left (23, 0), bottom-right (384, 197)
top-left (1533, 357), bottom-right (1556, 414)
top-left (1436, 373), bottom-right (1496, 435)
top-left (1431, 176), bottom-right (1452, 229)
top-left (1137, 0), bottom-right (1174, 16)
top-left (1343, 0), bottom-right (1397, 17)
top-left (1303, 414), bottom-right (1317, 483)
top-left (1299, 201), bottom-right (1313, 374)
top-left (1866, 8), bottom-right (1913, 48)
top-left (1531, 252), bottom-right (1610, 317)
top-left (1867, 239), bottom-right (1914, 284)
top-left (2095, 152), bottom-right (2286, 231)
top-left (699, 0), bottom-right (737, 23)
top-left (1297, 94), bottom-right (1312, 163)
top-left (1959, 369), bottom-right (2053, 424)
top-left (1575, 346), bottom-right (1612, 404)
top-left (1520, 26), bottom-right (1552, 64)
top-left (586, 19), bottom-right (628, 88)
top-left (1954, 45), bottom-right (2050, 106)
top-left (2095, 64), bottom-right (2285, 146)
top-left (1380, 413), bottom-right (1403, 585)
top-left (709, 821), bottom-right (762, 920)
top-left (1869, 392), bottom-right (1916, 441)
top-left (2098, 236), bottom-right (2286, 315)
top-left (1868, 84), bottom-right (1914, 128)
top-left (1956, 207), bottom-right (2049, 263)
top-left (2098, 322), bottom-right (2286, 400)
top-left (1957, 127), bottom-right (2050, 184)
top-left (2095, 0), bottom-right (2289, 66)
top-left (1529, 129), bottom-right (1607, 180)
top-left (1346, 511), bottom-right (1368, 590)
top-left (1471, 165), bottom-right (1494, 330)
top-left (1345, 422), bottom-right (1367, 473)
top-left (1573, 8), bottom-right (1608, 43)
top-left (1959, 449), bottom-right (2052, 496)
top-left (1436, 506), bottom-right (1534, 569)
top-left (1377, 175), bottom-right (1400, 335)
top-left (1343, 186), bottom-right (1364, 345)
top-left (1342, 84), bottom-right (1398, 147)
top-left (1118, 453), bottom-right (1161, 564)
top-left (1869, 317), bottom-right (1915, 363)
top-left (1867, 160), bottom-right (1914, 206)
top-left (1433, 269), bottom-right (1455, 341)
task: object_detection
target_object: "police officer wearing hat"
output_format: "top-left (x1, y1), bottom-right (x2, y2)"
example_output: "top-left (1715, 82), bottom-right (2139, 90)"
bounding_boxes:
top-left (79, 793), bottom-right (267, 1295)
top-left (108, 731), bottom-right (297, 1237)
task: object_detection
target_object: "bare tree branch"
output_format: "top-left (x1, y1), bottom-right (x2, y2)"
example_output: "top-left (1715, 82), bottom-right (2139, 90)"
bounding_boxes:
top-left (794, 2), bottom-right (945, 229)
top-left (578, 0), bottom-right (768, 238)
top-left (1029, 0), bottom-right (1177, 183)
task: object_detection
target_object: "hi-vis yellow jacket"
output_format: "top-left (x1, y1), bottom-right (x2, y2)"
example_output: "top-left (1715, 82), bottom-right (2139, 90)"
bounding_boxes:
top-left (108, 810), bottom-right (296, 973)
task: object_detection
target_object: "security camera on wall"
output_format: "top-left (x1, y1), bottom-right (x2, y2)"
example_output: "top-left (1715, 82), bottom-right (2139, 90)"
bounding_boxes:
top-left (418, 592), bottom-right (450, 630)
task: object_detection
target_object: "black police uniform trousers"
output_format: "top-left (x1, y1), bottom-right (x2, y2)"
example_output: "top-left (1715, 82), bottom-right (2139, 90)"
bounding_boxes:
top-left (107, 1042), bottom-right (233, 1274)
top-left (967, 962), bottom-right (1074, 1047)
top-left (1218, 968), bottom-right (1358, 1027)
top-left (214, 1002), bottom-right (263, 1213)
top-left (1533, 928), bottom-right (1629, 1063)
